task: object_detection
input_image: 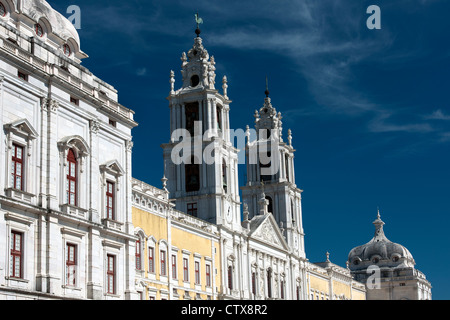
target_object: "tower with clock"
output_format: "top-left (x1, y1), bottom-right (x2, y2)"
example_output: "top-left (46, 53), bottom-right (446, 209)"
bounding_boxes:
top-left (161, 27), bottom-right (241, 230)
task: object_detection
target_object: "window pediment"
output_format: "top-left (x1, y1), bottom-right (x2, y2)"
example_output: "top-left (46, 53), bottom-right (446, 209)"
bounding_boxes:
top-left (4, 119), bottom-right (38, 140)
top-left (100, 160), bottom-right (125, 177)
top-left (58, 135), bottom-right (90, 156)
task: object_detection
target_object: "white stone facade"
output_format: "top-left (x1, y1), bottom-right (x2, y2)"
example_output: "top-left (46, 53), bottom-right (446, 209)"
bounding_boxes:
top-left (0, 0), bottom-right (138, 300)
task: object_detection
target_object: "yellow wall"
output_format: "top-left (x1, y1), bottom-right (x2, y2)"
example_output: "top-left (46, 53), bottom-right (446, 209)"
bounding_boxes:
top-left (309, 272), bottom-right (366, 300)
top-left (132, 206), bottom-right (220, 300)
top-left (333, 279), bottom-right (351, 298)
top-left (351, 288), bottom-right (366, 300)
top-left (309, 274), bottom-right (330, 299)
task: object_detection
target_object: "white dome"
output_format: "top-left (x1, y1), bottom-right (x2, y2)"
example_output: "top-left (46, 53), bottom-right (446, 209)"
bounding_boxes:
top-left (348, 212), bottom-right (415, 271)
top-left (22, 0), bottom-right (80, 48)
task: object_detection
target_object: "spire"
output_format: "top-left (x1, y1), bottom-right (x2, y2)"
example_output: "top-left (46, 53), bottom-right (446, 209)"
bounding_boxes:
top-left (372, 208), bottom-right (387, 240)
top-left (265, 75), bottom-right (270, 98)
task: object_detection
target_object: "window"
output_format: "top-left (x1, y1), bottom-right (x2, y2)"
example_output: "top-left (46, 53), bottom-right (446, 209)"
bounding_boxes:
top-left (109, 119), bottom-right (116, 127)
top-left (11, 144), bottom-right (24, 191)
top-left (285, 154), bottom-right (290, 181)
top-left (183, 258), bottom-right (189, 282)
top-left (35, 23), bottom-right (44, 37)
top-left (185, 102), bottom-right (199, 136)
top-left (227, 266), bottom-right (233, 290)
top-left (187, 203), bottom-right (197, 217)
top-left (195, 261), bottom-right (200, 285)
top-left (18, 71), bottom-right (28, 81)
top-left (0, 3), bottom-right (6, 17)
top-left (107, 254), bottom-right (115, 294)
top-left (106, 181), bottom-right (115, 220)
top-left (280, 279), bottom-right (285, 299)
top-left (66, 149), bottom-right (77, 206)
top-left (135, 239), bottom-right (141, 270)
top-left (217, 106), bottom-right (222, 130)
top-left (185, 157), bottom-right (200, 192)
top-left (260, 151), bottom-right (272, 182)
top-left (205, 264), bottom-right (211, 287)
top-left (190, 75), bottom-right (200, 87)
top-left (70, 97), bottom-right (79, 106)
top-left (251, 272), bottom-right (256, 296)
top-left (266, 196), bottom-right (273, 214)
top-left (172, 255), bottom-right (177, 279)
top-left (63, 44), bottom-right (71, 57)
top-left (160, 250), bottom-right (166, 276)
top-left (148, 247), bottom-right (155, 273)
top-left (10, 231), bottom-right (23, 278)
top-left (267, 269), bottom-right (272, 298)
top-left (222, 160), bottom-right (227, 193)
top-left (66, 243), bottom-right (77, 287)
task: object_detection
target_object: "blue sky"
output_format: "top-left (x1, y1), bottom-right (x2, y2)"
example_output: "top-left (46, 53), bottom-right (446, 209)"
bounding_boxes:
top-left (52, 0), bottom-right (450, 299)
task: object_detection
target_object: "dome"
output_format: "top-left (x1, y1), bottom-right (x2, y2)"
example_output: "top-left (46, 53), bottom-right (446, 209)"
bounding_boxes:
top-left (348, 211), bottom-right (415, 271)
top-left (22, 0), bottom-right (80, 48)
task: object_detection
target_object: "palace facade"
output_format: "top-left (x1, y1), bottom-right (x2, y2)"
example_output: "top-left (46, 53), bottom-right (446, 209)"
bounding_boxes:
top-left (0, 0), bottom-right (429, 300)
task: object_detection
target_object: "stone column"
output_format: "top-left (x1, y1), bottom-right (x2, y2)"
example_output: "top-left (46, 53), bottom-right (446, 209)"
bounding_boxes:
top-left (46, 99), bottom-right (59, 210)
top-left (89, 119), bottom-right (100, 223)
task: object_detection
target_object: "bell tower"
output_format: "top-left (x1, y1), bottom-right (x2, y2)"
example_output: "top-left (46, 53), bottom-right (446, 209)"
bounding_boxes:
top-left (241, 85), bottom-right (305, 257)
top-left (161, 24), bottom-right (241, 230)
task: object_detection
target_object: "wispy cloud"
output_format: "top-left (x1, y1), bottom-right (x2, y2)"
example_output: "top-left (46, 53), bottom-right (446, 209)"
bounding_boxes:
top-left (424, 109), bottom-right (450, 120)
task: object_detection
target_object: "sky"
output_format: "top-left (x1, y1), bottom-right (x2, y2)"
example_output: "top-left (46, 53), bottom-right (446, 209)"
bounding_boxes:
top-left (52, 0), bottom-right (450, 299)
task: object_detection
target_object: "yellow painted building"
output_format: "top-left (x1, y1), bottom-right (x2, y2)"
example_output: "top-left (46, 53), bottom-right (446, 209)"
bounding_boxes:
top-left (307, 255), bottom-right (366, 300)
top-left (131, 178), bottom-right (221, 300)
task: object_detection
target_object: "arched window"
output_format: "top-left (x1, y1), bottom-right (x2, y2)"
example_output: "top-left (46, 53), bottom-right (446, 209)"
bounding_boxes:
top-left (185, 102), bottom-right (199, 136)
top-left (217, 106), bottom-right (222, 131)
top-left (66, 148), bottom-right (77, 206)
top-left (265, 196), bottom-right (273, 214)
top-left (291, 199), bottom-right (295, 224)
top-left (260, 151), bottom-right (272, 182)
top-left (185, 157), bottom-right (200, 192)
top-left (222, 159), bottom-right (227, 193)
top-left (285, 154), bottom-right (290, 181)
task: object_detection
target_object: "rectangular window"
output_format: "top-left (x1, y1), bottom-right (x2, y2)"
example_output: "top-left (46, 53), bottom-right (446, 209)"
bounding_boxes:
top-left (206, 264), bottom-right (211, 287)
top-left (70, 97), bottom-right (79, 106)
top-left (183, 258), bottom-right (189, 282)
top-left (251, 272), bottom-right (256, 296)
top-left (18, 71), bottom-right (28, 81)
top-left (107, 254), bottom-right (115, 294)
top-left (228, 266), bottom-right (233, 290)
top-left (172, 255), bottom-right (177, 280)
top-left (148, 247), bottom-right (154, 273)
top-left (109, 119), bottom-right (116, 127)
top-left (280, 280), bottom-right (285, 299)
top-left (66, 243), bottom-right (77, 287)
top-left (11, 144), bottom-right (24, 191)
top-left (195, 261), bottom-right (200, 285)
top-left (10, 231), bottom-right (23, 279)
top-left (106, 181), bottom-right (115, 220)
top-left (187, 203), bottom-right (197, 217)
top-left (135, 239), bottom-right (141, 270)
top-left (160, 250), bottom-right (166, 276)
